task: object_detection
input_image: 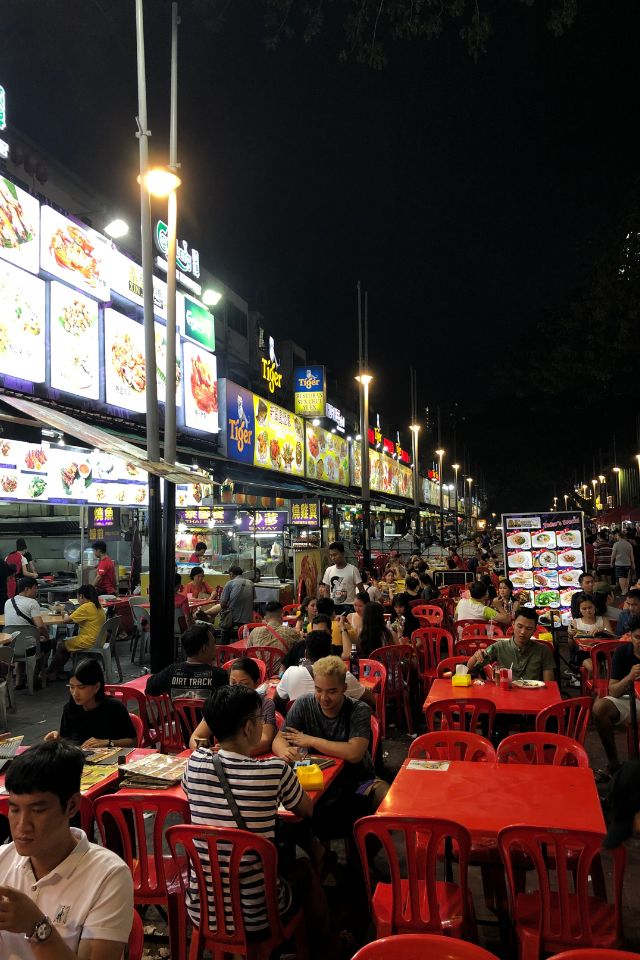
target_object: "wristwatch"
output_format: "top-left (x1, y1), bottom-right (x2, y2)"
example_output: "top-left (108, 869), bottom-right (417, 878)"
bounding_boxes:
top-left (108, 740), bottom-right (115, 748)
top-left (26, 916), bottom-right (53, 946)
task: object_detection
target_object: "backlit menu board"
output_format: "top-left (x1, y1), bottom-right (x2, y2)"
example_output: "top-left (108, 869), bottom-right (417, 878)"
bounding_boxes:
top-left (40, 206), bottom-right (110, 302)
top-left (110, 246), bottom-right (178, 321)
top-left (237, 510), bottom-right (287, 533)
top-left (0, 260), bottom-right (45, 381)
top-left (104, 309), bottom-right (147, 414)
top-left (49, 281), bottom-right (100, 400)
top-left (502, 511), bottom-right (585, 627)
top-left (155, 321), bottom-right (182, 407)
top-left (0, 440), bottom-right (48, 502)
top-left (305, 424), bottom-right (349, 486)
top-left (183, 341), bottom-right (217, 432)
top-left (352, 442), bottom-right (413, 499)
top-left (253, 394), bottom-right (304, 477)
top-left (0, 176), bottom-right (40, 275)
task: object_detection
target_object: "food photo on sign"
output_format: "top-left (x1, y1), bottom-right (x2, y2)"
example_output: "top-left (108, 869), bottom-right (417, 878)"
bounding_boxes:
top-left (0, 260), bottom-right (45, 381)
top-left (49, 281), bottom-right (100, 399)
top-left (306, 423), bottom-right (347, 485)
top-left (154, 322), bottom-right (182, 406)
top-left (183, 340), bottom-right (217, 432)
top-left (104, 309), bottom-right (147, 414)
top-left (0, 176), bottom-right (40, 275)
top-left (40, 205), bottom-right (110, 301)
top-left (254, 395), bottom-right (303, 476)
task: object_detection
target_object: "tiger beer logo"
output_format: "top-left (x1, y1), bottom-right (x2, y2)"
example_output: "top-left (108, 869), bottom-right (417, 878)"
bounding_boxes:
top-left (228, 418), bottom-right (253, 452)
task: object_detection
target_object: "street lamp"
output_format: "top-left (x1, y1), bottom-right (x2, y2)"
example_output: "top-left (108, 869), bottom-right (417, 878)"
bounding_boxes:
top-left (452, 463), bottom-right (460, 546)
top-left (104, 218), bottom-right (129, 238)
top-left (203, 289), bottom-right (222, 306)
top-left (591, 479), bottom-right (598, 516)
top-left (356, 373), bottom-right (373, 567)
top-left (436, 450), bottom-right (444, 548)
top-left (613, 466), bottom-right (620, 507)
top-left (138, 167), bottom-right (181, 194)
top-left (409, 424), bottom-right (420, 534)
top-left (564, 494), bottom-right (568, 509)
top-left (467, 477), bottom-right (473, 533)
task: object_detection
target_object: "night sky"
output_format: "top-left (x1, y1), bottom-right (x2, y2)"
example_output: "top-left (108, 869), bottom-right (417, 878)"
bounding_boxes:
top-left (1, 0), bottom-right (639, 506)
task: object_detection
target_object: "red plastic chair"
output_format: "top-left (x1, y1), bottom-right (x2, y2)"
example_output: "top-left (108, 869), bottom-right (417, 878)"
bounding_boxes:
top-left (454, 638), bottom-right (490, 658)
top-left (166, 823), bottom-right (308, 960)
top-left (94, 793), bottom-right (190, 960)
top-left (354, 815), bottom-right (478, 941)
top-left (412, 605), bottom-right (444, 626)
top-left (412, 627), bottom-right (454, 697)
top-left (497, 733), bottom-right (589, 768)
top-left (146, 693), bottom-right (183, 754)
top-left (535, 697), bottom-right (593, 745)
top-left (352, 934), bottom-right (499, 960)
top-left (281, 604), bottom-right (299, 617)
top-left (275, 710), bottom-right (285, 729)
top-left (212, 644), bottom-right (244, 667)
top-left (105, 684), bottom-right (155, 747)
top-left (436, 656), bottom-right (470, 678)
top-left (408, 731), bottom-right (496, 763)
top-left (223, 657), bottom-right (268, 683)
top-left (580, 641), bottom-right (621, 699)
top-left (246, 645), bottom-right (286, 678)
top-left (237, 622), bottom-right (265, 640)
top-left (549, 951), bottom-right (640, 960)
top-left (370, 644), bottom-right (414, 735)
top-left (129, 713), bottom-right (144, 747)
top-left (459, 621), bottom-right (505, 641)
top-left (371, 715), bottom-right (380, 761)
top-left (173, 697), bottom-right (207, 748)
top-left (498, 825), bottom-right (626, 957)
top-left (424, 697), bottom-right (496, 737)
top-left (360, 658), bottom-right (388, 733)
top-left (128, 911), bottom-right (144, 960)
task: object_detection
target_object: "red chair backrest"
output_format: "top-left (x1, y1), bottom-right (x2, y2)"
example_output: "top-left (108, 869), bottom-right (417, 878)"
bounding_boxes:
top-left (448, 584), bottom-right (465, 598)
top-left (424, 696), bottom-right (497, 735)
top-left (436, 656), bottom-right (470, 678)
top-left (145, 693), bottom-right (183, 754)
top-left (351, 935), bottom-right (498, 960)
top-left (281, 604), bottom-right (299, 617)
top-left (237, 622), bottom-right (265, 640)
top-left (354, 815), bottom-right (473, 935)
top-left (275, 711), bottom-right (284, 729)
top-left (172, 697), bottom-right (207, 748)
top-left (166, 823), bottom-right (290, 952)
top-left (547, 950), bottom-right (640, 960)
top-left (369, 644), bottom-right (413, 695)
top-left (246, 646), bottom-right (284, 678)
top-left (498, 825), bottom-right (626, 949)
top-left (459, 621), bottom-right (504, 640)
top-left (411, 605), bottom-right (444, 625)
top-left (129, 713), bottom-right (144, 747)
top-left (454, 638), bottom-right (490, 658)
top-left (212, 644), bottom-right (244, 667)
top-left (360, 657), bottom-right (388, 691)
top-left (128, 911), bottom-right (144, 960)
top-left (411, 628), bottom-right (454, 670)
top-left (94, 793), bottom-right (191, 901)
top-left (370, 715), bottom-right (380, 760)
top-left (223, 657), bottom-right (268, 684)
top-left (104, 684), bottom-right (154, 747)
top-left (535, 697), bottom-right (593, 745)
top-left (588, 641), bottom-right (621, 685)
top-left (496, 733), bottom-right (589, 767)
top-left (409, 599), bottom-right (424, 608)
top-left (285, 698), bottom-right (296, 714)
top-left (408, 731), bottom-right (496, 762)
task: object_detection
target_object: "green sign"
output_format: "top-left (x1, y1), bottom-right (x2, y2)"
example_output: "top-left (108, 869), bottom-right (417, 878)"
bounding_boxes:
top-left (183, 295), bottom-right (215, 351)
top-left (0, 87), bottom-right (6, 131)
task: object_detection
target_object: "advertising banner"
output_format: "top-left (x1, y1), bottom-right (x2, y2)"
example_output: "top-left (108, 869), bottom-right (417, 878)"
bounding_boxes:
top-left (237, 510), bottom-right (288, 533)
top-left (40, 206), bottom-right (110, 301)
top-left (0, 260), bottom-right (45, 381)
top-left (294, 365), bottom-right (325, 417)
top-left (177, 507), bottom-right (234, 527)
top-left (49, 281), bottom-right (100, 400)
top-left (110, 247), bottom-right (175, 320)
top-left (154, 322), bottom-right (182, 407)
top-left (253, 395), bottom-right (304, 477)
top-left (226, 383), bottom-right (256, 466)
top-left (104, 309), bottom-right (147, 414)
top-left (352, 441), bottom-right (412, 499)
top-left (0, 176), bottom-right (40, 275)
top-left (181, 294), bottom-right (215, 351)
top-left (290, 499), bottom-right (321, 527)
top-left (182, 341), bottom-right (218, 432)
top-left (88, 506), bottom-right (121, 542)
top-left (305, 424), bottom-right (349, 485)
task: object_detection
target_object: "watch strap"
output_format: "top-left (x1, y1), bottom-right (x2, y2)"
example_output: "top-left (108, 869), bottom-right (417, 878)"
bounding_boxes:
top-left (27, 916), bottom-right (53, 945)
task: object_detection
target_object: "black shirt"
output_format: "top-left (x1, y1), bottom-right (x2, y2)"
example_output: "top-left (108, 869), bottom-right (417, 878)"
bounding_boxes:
top-left (611, 642), bottom-right (640, 683)
top-left (60, 695), bottom-right (137, 744)
top-left (145, 660), bottom-right (228, 702)
top-left (281, 639), bottom-right (343, 670)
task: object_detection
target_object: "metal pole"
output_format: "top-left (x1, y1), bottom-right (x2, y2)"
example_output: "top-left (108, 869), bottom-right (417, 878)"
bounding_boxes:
top-left (439, 453), bottom-right (444, 548)
top-left (454, 466), bottom-right (459, 547)
top-left (362, 379), bottom-right (371, 570)
top-left (357, 282), bottom-right (362, 375)
top-left (629, 678), bottom-right (639, 760)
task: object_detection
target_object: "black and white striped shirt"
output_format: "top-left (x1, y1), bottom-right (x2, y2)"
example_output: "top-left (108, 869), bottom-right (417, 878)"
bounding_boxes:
top-left (182, 748), bottom-right (303, 935)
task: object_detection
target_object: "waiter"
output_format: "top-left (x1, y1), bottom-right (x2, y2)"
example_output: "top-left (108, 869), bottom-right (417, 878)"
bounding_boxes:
top-left (92, 540), bottom-right (117, 596)
top-left (6, 539), bottom-right (37, 599)
top-left (189, 541), bottom-right (207, 564)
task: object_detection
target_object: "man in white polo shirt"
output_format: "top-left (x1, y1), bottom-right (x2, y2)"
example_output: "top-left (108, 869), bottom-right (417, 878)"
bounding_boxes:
top-left (0, 738), bottom-right (133, 959)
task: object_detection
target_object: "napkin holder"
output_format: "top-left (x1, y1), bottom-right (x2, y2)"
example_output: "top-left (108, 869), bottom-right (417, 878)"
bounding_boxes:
top-left (296, 764), bottom-right (324, 791)
top-left (452, 673), bottom-right (472, 687)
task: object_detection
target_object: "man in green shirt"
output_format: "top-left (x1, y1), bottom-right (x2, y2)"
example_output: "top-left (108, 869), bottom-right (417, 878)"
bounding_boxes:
top-left (467, 606), bottom-right (556, 682)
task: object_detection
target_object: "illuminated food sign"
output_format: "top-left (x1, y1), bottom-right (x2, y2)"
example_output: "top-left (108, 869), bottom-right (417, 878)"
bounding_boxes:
top-left (326, 402), bottom-right (345, 431)
top-left (261, 357), bottom-right (282, 393)
top-left (104, 309), bottom-right (147, 414)
top-left (0, 261), bottom-right (45, 382)
top-left (0, 176), bottom-right (40, 275)
top-left (183, 340), bottom-right (218, 433)
top-left (49, 281), bottom-right (99, 400)
top-left (88, 506), bottom-right (121, 542)
top-left (294, 365), bottom-right (325, 417)
top-left (237, 511), bottom-right (287, 533)
top-left (305, 424), bottom-right (349, 486)
top-left (254, 395), bottom-right (303, 476)
top-left (177, 507), bottom-right (233, 527)
top-left (40, 206), bottom-right (110, 301)
top-left (290, 499), bottom-right (320, 527)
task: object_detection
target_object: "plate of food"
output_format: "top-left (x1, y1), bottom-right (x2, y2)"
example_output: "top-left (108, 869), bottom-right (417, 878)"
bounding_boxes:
top-left (318, 432), bottom-right (326, 455)
top-left (532, 531), bottom-right (556, 548)
top-left (281, 443), bottom-right (294, 471)
top-left (190, 354), bottom-right (216, 414)
top-left (536, 550), bottom-right (557, 567)
top-left (294, 417), bottom-right (303, 441)
top-left (112, 333), bottom-right (146, 393)
top-left (560, 588), bottom-right (580, 606)
top-left (24, 448), bottom-right (47, 470)
top-left (62, 349), bottom-right (93, 391)
top-left (558, 569), bottom-right (582, 587)
top-left (269, 437), bottom-right (281, 467)
top-left (91, 485), bottom-right (107, 502)
top-left (507, 532), bottom-right (531, 549)
top-left (295, 442), bottom-right (302, 468)
top-left (27, 476), bottom-right (46, 499)
top-left (533, 571), bottom-right (558, 589)
top-left (535, 590), bottom-right (560, 608)
top-left (510, 571), bottom-right (534, 588)
top-left (557, 530), bottom-right (581, 547)
top-left (93, 456), bottom-right (116, 480)
top-left (512, 679), bottom-right (546, 688)
top-left (307, 458), bottom-right (316, 477)
top-left (558, 549), bottom-right (583, 568)
top-left (256, 398), bottom-right (268, 425)
top-left (307, 432), bottom-right (319, 459)
top-left (508, 552), bottom-right (532, 569)
top-left (256, 430), bottom-right (269, 463)
top-left (325, 455), bottom-right (336, 481)
top-left (58, 298), bottom-right (96, 337)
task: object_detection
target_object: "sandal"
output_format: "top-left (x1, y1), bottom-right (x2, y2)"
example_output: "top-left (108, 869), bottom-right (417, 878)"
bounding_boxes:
top-left (594, 766), bottom-right (616, 784)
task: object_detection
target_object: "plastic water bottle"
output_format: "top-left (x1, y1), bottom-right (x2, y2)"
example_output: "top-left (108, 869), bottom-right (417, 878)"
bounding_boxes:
top-left (350, 643), bottom-right (360, 681)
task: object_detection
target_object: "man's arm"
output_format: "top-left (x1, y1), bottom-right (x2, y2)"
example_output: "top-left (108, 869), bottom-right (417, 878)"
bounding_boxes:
top-left (489, 605), bottom-right (510, 625)
top-left (33, 615), bottom-right (49, 641)
top-left (289, 792), bottom-right (313, 819)
top-left (279, 727), bottom-right (370, 764)
top-left (609, 662), bottom-right (640, 699)
top-left (542, 670), bottom-right (555, 682)
top-left (145, 665), bottom-right (172, 697)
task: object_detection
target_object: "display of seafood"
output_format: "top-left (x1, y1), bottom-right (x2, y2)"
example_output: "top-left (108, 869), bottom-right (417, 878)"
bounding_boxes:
top-left (59, 299), bottom-right (95, 336)
top-left (0, 441), bottom-right (10, 457)
top-left (308, 433), bottom-right (319, 458)
top-left (112, 333), bottom-right (146, 393)
top-left (0, 474), bottom-right (17, 493)
top-left (49, 224), bottom-right (100, 287)
top-left (24, 448), bottom-right (46, 470)
top-left (0, 179), bottom-right (34, 251)
top-left (270, 438), bottom-right (281, 465)
top-left (190, 354), bottom-right (216, 414)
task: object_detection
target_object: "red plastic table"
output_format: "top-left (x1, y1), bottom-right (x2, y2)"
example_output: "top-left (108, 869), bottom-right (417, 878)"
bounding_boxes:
top-left (423, 678), bottom-right (562, 717)
top-left (376, 759), bottom-right (605, 837)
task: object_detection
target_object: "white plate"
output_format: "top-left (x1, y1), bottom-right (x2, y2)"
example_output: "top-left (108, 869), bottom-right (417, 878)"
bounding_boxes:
top-left (532, 531), bottom-right (556, 548)
top-left (512, 679), bottom-right (546, 688)
top-left (507, 532), bottom-right (531, 549)
top-left (508, 552), bottom-right (532, 569)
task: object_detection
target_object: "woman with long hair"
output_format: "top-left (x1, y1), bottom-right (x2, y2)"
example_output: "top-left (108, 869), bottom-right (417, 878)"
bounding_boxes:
top-left (359, 601), bottom-right (397, 658)
top-left (347, 591), bottom-right (370, 633)
top-left (496, 578), bottom-right (519, 615)
top-left (45, 658), bottom-right (137, 748)
top-left (295, 595), bottom-right (318, 632)
top-left (390, 593), bottom-right (421, 645)
top-left (46, 584), bottom-right (107, 681)
top-left (418, 571), bottom-right (439, 603)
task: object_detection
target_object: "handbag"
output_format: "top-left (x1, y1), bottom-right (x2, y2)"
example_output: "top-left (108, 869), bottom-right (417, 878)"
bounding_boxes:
top-left (218, 578), bottom-right (249, 631)
top-left (212, 753), bottom-right (295, 876)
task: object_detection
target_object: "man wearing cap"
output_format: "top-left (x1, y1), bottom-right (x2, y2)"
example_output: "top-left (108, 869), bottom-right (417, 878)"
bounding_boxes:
top-left (593, 581), bottom-right (622, 624)
top-left (593, 614), bottom-right (640, 781)
top-left (602, 761), bottom-right (640, 849)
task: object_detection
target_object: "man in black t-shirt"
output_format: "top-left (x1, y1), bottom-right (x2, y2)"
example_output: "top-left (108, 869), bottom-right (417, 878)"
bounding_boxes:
top-left (593, 615), bottom-right (640, 780)
top-left (146, 624), bottom-right (228, 702)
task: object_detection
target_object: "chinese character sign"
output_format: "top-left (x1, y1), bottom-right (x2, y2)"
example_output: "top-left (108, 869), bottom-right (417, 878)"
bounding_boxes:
top-left (176, 507), bottom-right (235, 527)
top-left (88, 506), bottom-right (120, 542)
top-left (237, 511), bottom-right (288, 533)
top-left (290, 499), bottom-right (320, 527)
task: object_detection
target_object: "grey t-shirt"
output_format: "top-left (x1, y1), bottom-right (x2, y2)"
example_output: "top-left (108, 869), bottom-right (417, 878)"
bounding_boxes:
top-left (612, 539), bottom-right (634, 568)
top-left (282, 693), bottom-right (375, 782)
top-left (220, 576), bottom-right (254, 625)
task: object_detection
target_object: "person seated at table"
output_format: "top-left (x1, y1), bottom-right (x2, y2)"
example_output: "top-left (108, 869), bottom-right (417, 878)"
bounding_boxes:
top-left (310, 598), bottom-right (355, 657)
top-left (360, 570), bottom-right (382, 602)
top-left (378, 568), bottom-right (397, 603)
top-left (295, 595), bottom-right (318, 632)
top-left (593, 581), bottom-right (622, 624)
top-left (418, 571), bottom-right (439, 603)
top-left (45, 658), bottom-right (137, 749)
top-left (403, 576), bottom-right (422, 601)
top-left (274, 630), bottom-right (376, 715)
top-left (570, 572), bottom-right (596, 619)
top-left (389, 593), bottom-right (421, 644)
top-left (282, 614), bottom-right (344, 668)
top-left (189, 656), bottom-right (277, 755)
top-left (174, 573), bottom-right (194, 630)
top-left (448, 546), bottom-right (464, 570)
top-left (466, 606), bottom-right (555, 682)
top-left (593, 616), bottom-right (640, 782)
top-left (146, 623), bottom-right (227, 702)
top-left (455, 580), bottom-right (510, 625)
top-left (466, 550), bottom-right (484, 575)
top-left (347, 591), bottom-right (370, 633)
top-left (183, 566), bottom-right (217, 622)
top-left (318, 581), bottom-right (331, 599)
top-left (388, 557), bottom-right (406, 579)
top-left (46, 584), bottom-right (106, 682)
top-left (567, 593), bottom-right (616, 687)
top-left (5, 577), bottom-right (52, 690)
top-left (495, 578), bottom-right (519, 616)
top-left (189, 541), bottom-right (208, 563)
top-left (0, 738), bottom-right (134, 959)
top-left (246, 600), bottom-right (302, 672)
top-left (615, 588), bottom-right (640, 637)
top-left (359, 600), bottom-right (398, 657)
top-left (182, 685), bottom-right (344, 959)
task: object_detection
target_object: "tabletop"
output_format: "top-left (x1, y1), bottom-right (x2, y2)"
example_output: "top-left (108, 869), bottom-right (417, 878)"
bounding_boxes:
top-left (575, 636), bottom-right (625, 652)
top-left (424, 677), bottom-right (562, 716)
top-left (0, 634), bottom-right (13, 646)
top-left (0, 613), bottom-right (65, 626)
top-left (377, 759), bottom-right (605, 837)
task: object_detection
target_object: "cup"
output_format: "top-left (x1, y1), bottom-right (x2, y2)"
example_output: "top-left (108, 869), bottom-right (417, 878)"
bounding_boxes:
top-left (493, 664), bottom-right (501, 686)
top-left (500, 668), bottom-right (511, 690)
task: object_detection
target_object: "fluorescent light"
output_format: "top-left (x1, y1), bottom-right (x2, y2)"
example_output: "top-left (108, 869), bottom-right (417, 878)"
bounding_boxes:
top-left (203, 289), bottom-right (222, 306)
top-left (104, 219), bottom-right (129, 238)
top-left (57, 437), bottom-right (64, 447)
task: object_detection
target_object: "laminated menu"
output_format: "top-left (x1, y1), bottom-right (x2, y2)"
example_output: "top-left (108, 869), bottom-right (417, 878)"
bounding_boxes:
top-left (407, 760), bottom-right (450, 771)
top-left (118, 754), bottom-right (188, 789)
top-left (0, 736), bottom-right (23, 759)
top-left (80, 764), bottom-right (119, 793)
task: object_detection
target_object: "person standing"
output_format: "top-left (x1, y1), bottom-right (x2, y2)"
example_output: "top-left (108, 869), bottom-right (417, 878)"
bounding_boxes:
top-left (189, 541), bottom-right (208, 563)
top-left (612, 530), bottom-right (635, 598)
top-left (322, 541), bottom-right (362, 615)
top-left (92, 540), bottom-right (117, 597)
top-left (594, 531), bottom-right (614, 584)
top-left (5, 539), bottom-right (37, 600)
top-left (218, 565), bottom-right (255, 643)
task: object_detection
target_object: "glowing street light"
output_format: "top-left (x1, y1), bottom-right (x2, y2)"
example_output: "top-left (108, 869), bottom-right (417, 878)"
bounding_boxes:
top-left (452, 463), bottom-right (460, 546)
top-left (104, 218), bottom-right (129, 238)
top-left (203, 289), bottom-right (222, 306)
top-left (138, 167), bottom-right (182, 196)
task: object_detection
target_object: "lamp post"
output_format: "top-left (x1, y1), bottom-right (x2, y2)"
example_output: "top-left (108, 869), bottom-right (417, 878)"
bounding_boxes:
top-left (467, 477), bottom-right (473, 533)
top-left (452, 463), bottom-right (460, 546)
top-left (436, 450), bottom-right (444, 548)
top-left (564, 494), bottom-right (569, 510)
top-left (599, 474), bottom-right (606, 512)
top-left (410, 424), bottom-right (420, 537)
top-left (613, 466), bottom-right (620, 507)
top-left (592, 479), bottom-right (598, 515)
top-left (356, 374), bottom-right (372, 569)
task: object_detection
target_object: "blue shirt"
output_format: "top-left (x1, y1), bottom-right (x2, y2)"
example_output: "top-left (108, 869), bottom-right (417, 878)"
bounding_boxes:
top-left (616, 609), bottom-right (634, 637)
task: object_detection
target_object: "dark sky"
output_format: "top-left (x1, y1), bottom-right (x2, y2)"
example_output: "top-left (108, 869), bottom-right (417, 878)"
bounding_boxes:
top-left (1, 0), bottom-right (639, 478)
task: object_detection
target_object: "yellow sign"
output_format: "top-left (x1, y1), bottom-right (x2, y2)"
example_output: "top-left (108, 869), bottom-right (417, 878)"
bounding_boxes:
top-left (253, 396), bottom-right (304, 476)
top-left (305, 424), bottom-right (349, 486)
top-left (261, 358), bottom-right (282, 393)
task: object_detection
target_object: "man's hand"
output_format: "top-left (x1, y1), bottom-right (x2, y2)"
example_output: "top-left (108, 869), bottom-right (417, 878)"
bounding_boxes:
top-left (44, 730), bottom-right (60, 741)
top-left (281, 746), bottom-right (302, 765)
top-left (82, 738), bottom-right (109, 749)
top-left (628, 664), bottom-right (640, 682)
top-left (0, 886), bottom-right (44, 935)
top-left (280, 727), bottom-right (313, 749)
top-left (473, 649), bottom-right (487, 665)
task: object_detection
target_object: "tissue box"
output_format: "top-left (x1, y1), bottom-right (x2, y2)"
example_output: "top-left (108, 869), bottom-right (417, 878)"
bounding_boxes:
top-left (295, 764), bottom-right (324, 791)
top-left (452, 673), bottom-right (472, 687)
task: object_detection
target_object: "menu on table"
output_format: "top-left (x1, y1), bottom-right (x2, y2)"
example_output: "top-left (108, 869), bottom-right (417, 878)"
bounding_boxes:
top-left (503, 511), bottom-right (585, 626)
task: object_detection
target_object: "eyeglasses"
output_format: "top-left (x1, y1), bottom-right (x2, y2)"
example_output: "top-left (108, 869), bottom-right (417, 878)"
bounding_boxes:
top-left (248, 713), bottom-right (264, 723)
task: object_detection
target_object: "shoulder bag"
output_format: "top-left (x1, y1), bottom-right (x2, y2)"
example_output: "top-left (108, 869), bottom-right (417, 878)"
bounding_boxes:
top-left (11, 598), bottom-right (37, 627)
top-left (218, 578), bottom-right (250, 632)
top-left (212, 753), bottom-right (295, 877)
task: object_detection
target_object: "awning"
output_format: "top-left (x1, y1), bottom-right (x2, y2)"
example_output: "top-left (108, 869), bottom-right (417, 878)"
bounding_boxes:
top-left (0, 394), bottom-right (203, 485)
top-left (599, 503), bottom-right (632, 525)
